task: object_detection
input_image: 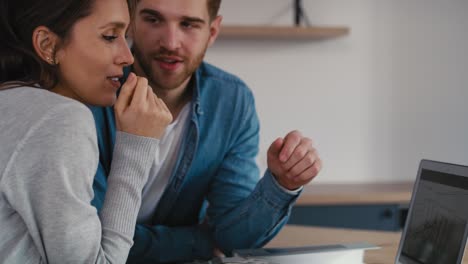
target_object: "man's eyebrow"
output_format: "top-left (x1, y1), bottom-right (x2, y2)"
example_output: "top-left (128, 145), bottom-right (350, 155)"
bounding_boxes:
top-left (99, 21), bottom-right (127, 29)
top-left (139, 8), bottom-right (162, 17)
top-left (139, 8), bottom-right (206, 25)
top-left (181, 16), bottom-right (206, 25)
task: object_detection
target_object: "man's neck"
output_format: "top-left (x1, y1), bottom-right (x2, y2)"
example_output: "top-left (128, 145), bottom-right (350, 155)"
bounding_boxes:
top-left (131, 63), bottom-right (193, 120)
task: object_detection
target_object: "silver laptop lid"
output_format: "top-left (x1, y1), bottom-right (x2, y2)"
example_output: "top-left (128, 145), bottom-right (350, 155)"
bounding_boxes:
top-left (395, 159), bottom-right (468, 264)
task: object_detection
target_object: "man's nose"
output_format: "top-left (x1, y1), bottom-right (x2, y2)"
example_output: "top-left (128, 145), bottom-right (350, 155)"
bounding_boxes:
top-left (158, 24), bottom-right (181, 51)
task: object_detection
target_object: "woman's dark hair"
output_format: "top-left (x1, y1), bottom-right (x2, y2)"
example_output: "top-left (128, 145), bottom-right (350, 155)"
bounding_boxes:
top-left (0, 0), bottom-right (136, 90)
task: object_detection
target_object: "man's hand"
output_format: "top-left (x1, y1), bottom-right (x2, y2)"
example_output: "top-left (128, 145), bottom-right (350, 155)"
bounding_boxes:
top-left (267, 130), bottom-right (322, 190)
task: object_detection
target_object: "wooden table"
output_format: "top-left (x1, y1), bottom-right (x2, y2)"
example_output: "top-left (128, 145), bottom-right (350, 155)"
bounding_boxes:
top-left (295, 182), bottom-right (414, 206)
top-left (267, 225), bottom-right (468, 264)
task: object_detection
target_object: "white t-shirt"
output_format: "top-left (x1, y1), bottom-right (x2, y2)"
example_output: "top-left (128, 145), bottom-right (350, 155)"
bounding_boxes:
top-left (137, 103), bottom-right (191, 224)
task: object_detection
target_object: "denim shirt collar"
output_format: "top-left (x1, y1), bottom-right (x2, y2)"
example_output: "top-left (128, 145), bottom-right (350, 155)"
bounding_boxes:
top-left (191, 65), bottom-right (204, 118)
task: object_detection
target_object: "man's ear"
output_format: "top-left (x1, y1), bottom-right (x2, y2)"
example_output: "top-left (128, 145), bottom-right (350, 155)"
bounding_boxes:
top-left (207, 15), bottom-right (223, 47)
top-left (32, 26), bottom-right (60, 65)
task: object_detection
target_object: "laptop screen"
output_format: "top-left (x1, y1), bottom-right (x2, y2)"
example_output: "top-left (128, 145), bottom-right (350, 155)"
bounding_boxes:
top-left (398, 166), bottom-right (468, 264)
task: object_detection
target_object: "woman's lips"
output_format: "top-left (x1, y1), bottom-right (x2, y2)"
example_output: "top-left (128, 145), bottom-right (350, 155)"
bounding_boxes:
top-left (107, 77), bottom-right (121, 89)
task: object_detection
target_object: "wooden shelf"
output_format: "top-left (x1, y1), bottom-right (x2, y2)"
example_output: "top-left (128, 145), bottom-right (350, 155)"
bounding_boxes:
top-left (218, 25), bottom-right (350, 40)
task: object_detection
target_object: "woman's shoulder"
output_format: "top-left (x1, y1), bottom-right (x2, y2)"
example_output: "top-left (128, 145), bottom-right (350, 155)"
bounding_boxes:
top-left (3, 86), bottom-right (88, 108)
top-left (1, 86), bottom-right (93, 124)
top-left (0, 87), bottom-right (96, 145)
top-left (0, 87), bottom-right (98, 181)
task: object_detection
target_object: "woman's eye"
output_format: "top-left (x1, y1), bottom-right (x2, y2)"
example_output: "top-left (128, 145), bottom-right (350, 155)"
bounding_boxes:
top-left (102, 35), bottom-right (118, 42)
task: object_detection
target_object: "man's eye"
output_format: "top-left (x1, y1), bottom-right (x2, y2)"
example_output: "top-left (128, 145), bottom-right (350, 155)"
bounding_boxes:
top-left (145, 17), bottom-right (160, 24)
top-left (181, 22), bottom-right (194, 29)
top-left (102, 35), bottom-right (118, 42)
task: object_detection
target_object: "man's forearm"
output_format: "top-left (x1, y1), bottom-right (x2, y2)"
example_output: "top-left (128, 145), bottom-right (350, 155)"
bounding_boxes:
top-left (211, 171), bottom-right (300, 253)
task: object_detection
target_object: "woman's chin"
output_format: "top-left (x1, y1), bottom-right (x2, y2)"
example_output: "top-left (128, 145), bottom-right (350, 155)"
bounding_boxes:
top-left (88, 94), bottom-right (116, 107)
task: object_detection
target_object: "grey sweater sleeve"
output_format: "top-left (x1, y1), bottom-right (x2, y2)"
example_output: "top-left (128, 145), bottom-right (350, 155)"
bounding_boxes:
top-left (2, 102), bottom-right (157, 263)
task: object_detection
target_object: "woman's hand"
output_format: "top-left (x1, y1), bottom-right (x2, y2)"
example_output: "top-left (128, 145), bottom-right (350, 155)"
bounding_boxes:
top-left (114, 72), bottom-right (173, 139)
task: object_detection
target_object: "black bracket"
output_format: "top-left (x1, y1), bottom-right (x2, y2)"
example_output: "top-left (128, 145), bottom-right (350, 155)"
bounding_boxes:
top-left (294, 0), bottom-right (311, 27)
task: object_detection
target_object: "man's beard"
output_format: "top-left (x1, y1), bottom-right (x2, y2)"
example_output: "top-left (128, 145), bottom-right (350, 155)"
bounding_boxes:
top-left (132, 43), bottom-right (207, 91)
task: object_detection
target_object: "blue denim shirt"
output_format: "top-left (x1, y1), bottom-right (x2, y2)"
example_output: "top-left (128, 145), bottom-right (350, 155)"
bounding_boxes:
top-left (90, 62), bottom-right (300, 263)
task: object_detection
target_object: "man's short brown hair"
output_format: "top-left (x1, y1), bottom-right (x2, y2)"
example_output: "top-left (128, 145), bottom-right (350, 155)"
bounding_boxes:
top-left (134, 0), bottom-right (220, 21)
top-left (207, 0), bottom-right (221, 21)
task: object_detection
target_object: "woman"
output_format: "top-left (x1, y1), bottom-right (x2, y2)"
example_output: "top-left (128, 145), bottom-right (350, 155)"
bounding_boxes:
top-left (0, 0), bottom-right (172, 263)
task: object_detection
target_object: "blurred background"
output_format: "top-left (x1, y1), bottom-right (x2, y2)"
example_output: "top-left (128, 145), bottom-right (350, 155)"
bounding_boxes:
top-left (205, 0), bottom-right (468, 184)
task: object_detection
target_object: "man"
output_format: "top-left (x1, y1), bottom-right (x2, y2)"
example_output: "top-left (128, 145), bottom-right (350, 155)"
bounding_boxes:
top-left (91, 0), bottom-right (322, 263)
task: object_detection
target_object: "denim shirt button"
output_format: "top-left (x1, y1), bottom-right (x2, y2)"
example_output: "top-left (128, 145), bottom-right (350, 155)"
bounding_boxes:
top-left (194, 102), bottom-right (204, 115)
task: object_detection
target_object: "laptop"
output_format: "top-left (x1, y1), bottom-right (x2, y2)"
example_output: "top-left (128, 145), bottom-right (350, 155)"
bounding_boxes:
top-left (233, 242), bottom-right (378, 264)
top-left (395, 159), bottom-right (468, 264)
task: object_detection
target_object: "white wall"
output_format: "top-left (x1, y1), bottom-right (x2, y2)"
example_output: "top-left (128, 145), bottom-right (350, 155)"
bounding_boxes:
top-left (205, 0), bottom-right (468, 183)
